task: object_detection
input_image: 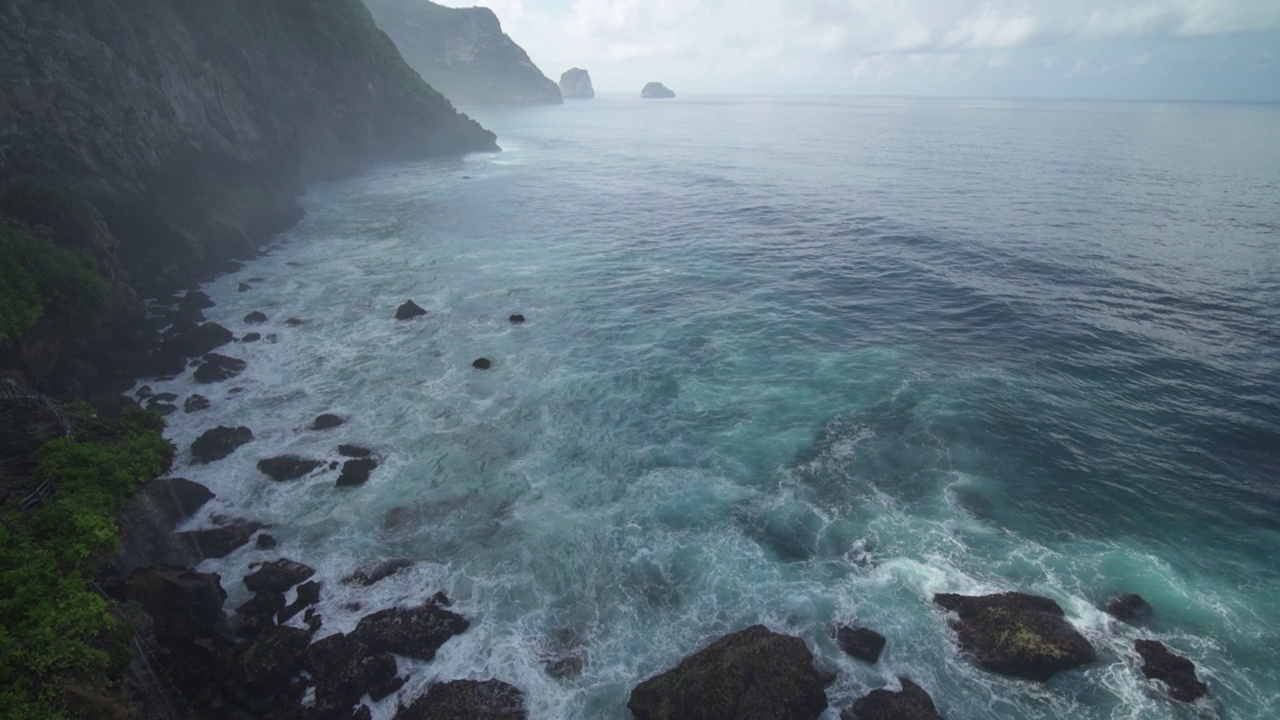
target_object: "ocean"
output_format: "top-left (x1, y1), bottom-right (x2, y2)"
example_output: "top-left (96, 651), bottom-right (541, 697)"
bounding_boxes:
top-left (146, 95), bottom-right (1280, 718)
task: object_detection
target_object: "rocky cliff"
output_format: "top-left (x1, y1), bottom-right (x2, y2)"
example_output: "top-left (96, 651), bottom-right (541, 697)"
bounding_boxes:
top-left (0, 0), bottom-right (498, 296)
top-left (642, 82), bottom-right (676, 99)
top-left (560, 68), bottom-right (595, 99)
top-left (365, 0), bottom-right (562, 106)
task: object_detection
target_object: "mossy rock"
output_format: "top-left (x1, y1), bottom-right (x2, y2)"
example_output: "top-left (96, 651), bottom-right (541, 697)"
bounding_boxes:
top-left (934, 592), bottom-right (1096, 681)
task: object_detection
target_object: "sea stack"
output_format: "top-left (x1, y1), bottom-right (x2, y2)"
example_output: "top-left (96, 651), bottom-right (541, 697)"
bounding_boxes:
top-left (641, 82), bottom-right (675, 99)
top-left (560, 68), bottom-right (595, 99)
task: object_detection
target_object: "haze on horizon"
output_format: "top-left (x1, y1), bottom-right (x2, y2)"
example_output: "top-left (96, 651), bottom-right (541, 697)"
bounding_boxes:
top-left (435, 0), bottom-right (1280, 102)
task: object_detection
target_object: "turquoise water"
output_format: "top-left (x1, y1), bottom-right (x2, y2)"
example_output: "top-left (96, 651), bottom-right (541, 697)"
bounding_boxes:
top-left (148, 96), bottom-right (1280, 718)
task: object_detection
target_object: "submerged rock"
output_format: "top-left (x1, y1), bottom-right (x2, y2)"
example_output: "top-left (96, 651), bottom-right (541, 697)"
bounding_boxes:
top-left (351, 604), bottom-right (470, 661)
top-left (509, 313), bottom-right (526, 323)
top-left (835, 625), bottom-right (886, 664)
top-left (184, 394), bottom-right (211, 413)
top-left (641, 82), bottom-right (676, 99)
top-left (1135, 640), bottom-right (1208, 703)
top-left (339, 444), bottom-right (374, 458)
top-left (559, 68), bottom-right (595, 99)
top-left (191, 425), bottom-right (253, 462)
top-left (343, 559), bottom-right (414, 587)
top-left (194, 353), bottom-right (247, 383)
top-left (241, 332), bottom-right (261, 343)
top-left (311, 413), bottom-right (345, 430)
top-left (244, 559), bottom-right (316, 593)
top-left (473, 357), bottom-right (492, 370)
top-left (628, 625), bottom-right (828, 720)
top-left (258, 455), bottom-right (324, 481)
top-left (337, 458), bottom-right (379, 487)
top-left (934, 592), bottom-right (1096, 681)
top-left (396, 300), bottom-right (428, 320)
top-left (284, 317), bottom-right (306, 327)
top-left (245, 311), bottom-right (268, 325)
top-left (948, 485), bottom-right (994, 519)
top-left (1106, 594), bottom-right (1153, 623)
top-left (393, 680), bottom-right (527, 720)
top-left (843, 678), bottom-right (941, 720)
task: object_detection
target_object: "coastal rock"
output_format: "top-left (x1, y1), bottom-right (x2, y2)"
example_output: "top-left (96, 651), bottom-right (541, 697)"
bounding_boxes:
top-left (1106, 594), bottom-right (1153, 623)
top-left (641, 82), bottom-right (676, 99)
top-left (396, 300), bottom-right (428, 320)
top-left (144, 477), bottom-right (215, 520)
top-left (191, 426), bottom-right (253, 462)
top-left (160, 322), bottom-right (234, 359)
top-left (121, 566), bottom-right (227, 641)
top-left (147, 401), bottom-right (179, 417)
top-left (258, 455), bottom-right (324, 481)
top-left (509, 313), bottom-right (526, 323)
top-left (337, 458), bottom-right (379, 487)
top-left (184, 394), bottom-right (211, 413)
top-left (235, 591), bottom-right (287, 637)
top-left (948, 485), bottom-right (994, 519)
top-left (559, 68), bottom-right (595, 99)
top-left (304, 633), bottom-right (399, 718)
top-left (627, 625), bottom-right (828, 720)
top-left (181, 290), bottom-right (216, 311)
top-left (393, 680), bottom-right (527, 720)
top-left (194, 353), bottom-right (247, 383)
top-left (933, 592), bottom-right (1096, 681)
top-left (239, 282), bottom-right (252, 292)
top-left (367, 0), bottom-right (563, 106)
top-left (312, 413), bottom-right (345, 430)
top-left (473, 357), bottom-right (492, 370)
top-left (843, 678), bottom-right (941, 720)
top-left (256, 534), bottom-right (279, 550)
top-left (279, 581), bottom-right (323, 624)
top-left (117, 475), bottom-right (216, 566)
top-left (351, 604), bottom-right (470, 661)
top-left (343, 559), bottom-right (415, 587)
top-left (238, 625), bottom-right (313, 692)
top-left (284, 317), bottom-right (306, 327)
top-left (241, 332), bottom-right (261, 343)
top-left (245, 311), bottom-right (269, 325)
top-left (339, 444), bottom-right (375, 458)
top-left (173, 520), bottom-right (267, 560)
top-left (1135, 640), bottom-right (1208, 703)
top-left (835, 625), bottom-right (886, 664)
top-left (244, 559), bottom-right (317, 593)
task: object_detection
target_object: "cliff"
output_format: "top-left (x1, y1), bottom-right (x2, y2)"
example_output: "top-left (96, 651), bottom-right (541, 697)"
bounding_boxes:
top-left (560, 68), bottom-right (596, 99)
top-left (0, 0), bottom-right (498, 297)
top-left (365, 0), bottom-right (562, 106)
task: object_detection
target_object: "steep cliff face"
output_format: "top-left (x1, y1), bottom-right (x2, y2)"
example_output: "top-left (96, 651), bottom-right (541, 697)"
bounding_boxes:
top-left (365, 0), bottom-right (562, 106)
top-left (0, 0), bottom-right (499, 294)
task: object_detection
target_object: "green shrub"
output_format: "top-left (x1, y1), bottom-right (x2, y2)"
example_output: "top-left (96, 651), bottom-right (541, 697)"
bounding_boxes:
top-left (0, 222), bottom-right (108, 342)
top-left (0, 180), bottom-right (98, 250)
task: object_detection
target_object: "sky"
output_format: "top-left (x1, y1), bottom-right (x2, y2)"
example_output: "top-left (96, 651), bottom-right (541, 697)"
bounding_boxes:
top-left (434, 0), bottom-right (1280, 101)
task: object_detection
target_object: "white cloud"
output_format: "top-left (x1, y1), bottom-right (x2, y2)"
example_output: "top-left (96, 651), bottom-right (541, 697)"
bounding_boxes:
top-left (429, 0), bottom-right (1280, 93)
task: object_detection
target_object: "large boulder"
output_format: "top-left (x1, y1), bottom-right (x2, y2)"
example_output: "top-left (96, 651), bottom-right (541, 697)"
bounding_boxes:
top-left (395, 300), bottom-right (427, 320)
top-left (244, 559), bottom-right (316, 593)
top-left (393, 680), bottom-right (526, 720)
top-left (835, 625), bottom-right (885, 664)
top-left (238, 625), bottom-right (313, 692)
top-left (842, 678), bottom-right (940, 720)
top-left (933, 592), bottom-right (1096, 681)
top-left (337, 458), bottom-right (378, 487)
top-left (351, 604), bottom-right (470, 661)
top-left (117, 477), bottom-right (216, 570)
top-left (559, 68), bottom-right (594, 99)
top-left (1106, 594), bottom-right (1153, 623)
top-left (193, 353), bottom-right (247, 383)
top-left (121, 566), bottom-right (227, 641)
top-left (1135, 640), bottom-right (1208, 703)
top-left (191, 425), bottom-right (253, 463)
top-left (304, 633), bottom-right (400, 718)
top-left (161, 322), bottom-right (234, 359)
top-left (641, 82), bottom-right (676, 99)
top-left (312, 413), bottom-right (345, 430)
top-left (173, 520), bottom-right (267, 560)
top-left (627, 625), bottom-right (829, 720)
top-left (258, 455), bottom-right (324, 481)
top-left (343, 559), bottom-right (414, 587)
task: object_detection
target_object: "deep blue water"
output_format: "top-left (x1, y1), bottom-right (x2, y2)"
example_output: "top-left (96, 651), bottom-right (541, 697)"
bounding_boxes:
top-left (150, 96), bottom-right (1280, 718)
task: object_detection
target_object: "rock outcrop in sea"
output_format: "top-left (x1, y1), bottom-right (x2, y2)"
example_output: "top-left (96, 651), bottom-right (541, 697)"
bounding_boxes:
top-left (366, 0), bottom-right (562, 106)
top-left (934, 592), bottom-right (1097, 681)
top-left (560, 68), bottom-right (596, 99)
top-left (642, 82), bottom-right (677, 99)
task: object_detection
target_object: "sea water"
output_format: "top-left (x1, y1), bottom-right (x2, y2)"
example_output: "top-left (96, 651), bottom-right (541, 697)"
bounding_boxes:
top-left (143, 96), bottom-right (1280, 719)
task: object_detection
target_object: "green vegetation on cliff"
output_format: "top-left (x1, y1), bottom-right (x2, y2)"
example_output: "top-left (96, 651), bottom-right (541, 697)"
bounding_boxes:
top-left (0, 409), bottom-right (172, 719)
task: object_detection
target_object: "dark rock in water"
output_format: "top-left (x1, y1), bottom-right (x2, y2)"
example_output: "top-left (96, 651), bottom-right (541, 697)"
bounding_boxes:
top-left (184, 394), bottom-right (211, 413)
top-left (191, 426), bottom-right (253, 463)
top-left (256, 533), bottom-right (278, 550)
top-left (430, 591), bottom-right (452, 608)
top-left (148, 392), bottom-right (179, 404)
top-left (304, 632), bottom-right (399, 717)
top-left (1135, 640), bottom-right (1208, 703)
top-left (473, 357), bottom-right (492, 370)
top-left (279, 580), bottom-right (322, 624)
top-left (329, 460), bottom-right (340, 471)
top-left (194, 353), bottom-right (247, 383)
top-left (258, 455), bottom-right (324, 481)
top-left (1106, 594), bottom-right (1153, 623)
top-left (509, 313), bottom-right (526, 323)
top-left (136, 385), bottom-right (154, 399)
top-left (147, 402), bottom-right (179, 417)
top-left (122, 566), bottom-right (227, 641)
top-left (836, 625), bottom-right (886, 664)
top-left (843, 678), bottom-right (941, 720)
top-left (312, 413), bottom-right (345, 430)
top-left (641, 82), bottom-right (676, 99)
top-left (284, 317), bottom-right (306, 326)
top-left (162, 322), bottom-right (235, 359)
top-left (934, 592), bottom-right (1096, 681)
top-left (337, 458), bottom-right (379, 487)
top-left (182, 290), bottom-right (216, 311)
top-left (396, 300), bottom-right (427, 320)
top-left (546, 654), bottom-right (584, 680)
top-left (339, 444), bottom-right (374, 458)
top-left (949, 485), bottom-right (994, 519)
top-left (304, 607), bottom-right (323, 634)
top-left (351, 604), bottom-right (470, 661)
top-left (241, 332), bottom-right (261, 343)
top-left (245, 311), bottom-right (268, 325)
top-left (174, 521), bottom-right (266, 559)
top-left (353, 706), bottom-right (373, 720)
top-left (237, 591), bottom-right (286, 619)
top-left (239, 282), bottom-right (252, 292)
top-left (371, 675), bottom-right (407, 703)
top-left (238, 625), bottom-right (312, 692)
top-left (559, 68), bottom-right (595, 99)
top-left (265, 333), bottom-right (279, 343)
top-left (144, 477), bottom-right (215, 520)
top-left (343, 559), bottom-right (414, 587)
top-left (383, 505), bottom-right (419, 531)
top-left (628, 625), bottom-right (829, 720)
top-left (245, 559), bottom-right (316, 593)
top-left (393, 680), bottom-right (527, 720)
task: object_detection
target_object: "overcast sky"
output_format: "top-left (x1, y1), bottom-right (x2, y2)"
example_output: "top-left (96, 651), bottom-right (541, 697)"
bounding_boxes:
top-left (434, 0), bottom-right (1280, 100)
